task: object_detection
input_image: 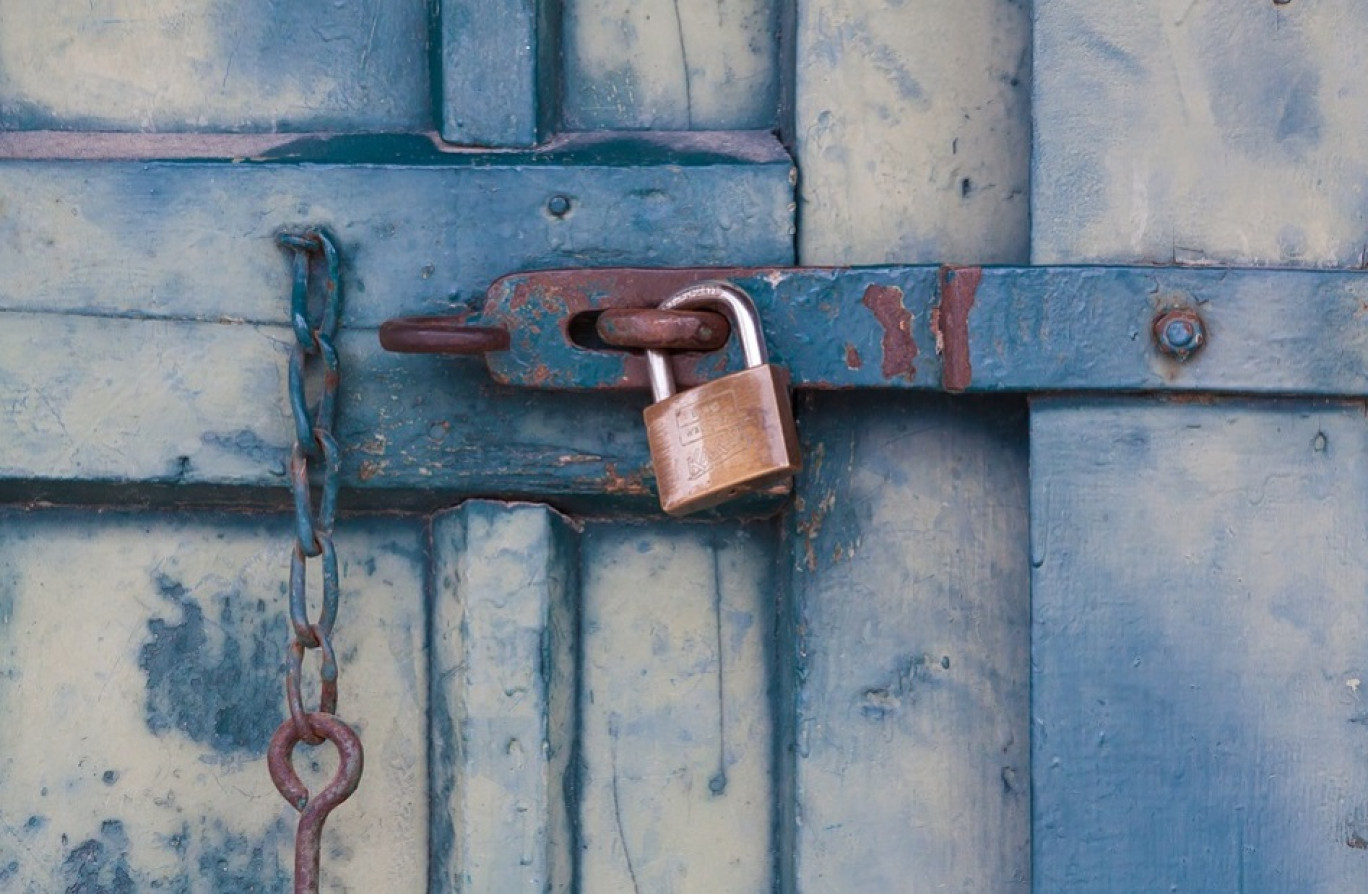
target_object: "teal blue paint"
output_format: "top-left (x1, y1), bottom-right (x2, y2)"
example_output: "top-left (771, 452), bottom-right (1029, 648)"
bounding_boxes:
top-left (485, 265), bottom-right (1368, 395)
top-left (192, 818), bottom-right (292, 893)
top-left (1032, 397), bottom-right (1368, 891)
top-left (0, 132), bottom-right (794, 325)
top-left (0, 134), bottom-right (794, 505)
top-left (62, 820), bottom-right (135, 894)
top-left (138, 571), bottom-right (284, 757)
top-left (439, 0), bottom-right (559, 146)
top-left (783, 393), bottom-right (1031, 891)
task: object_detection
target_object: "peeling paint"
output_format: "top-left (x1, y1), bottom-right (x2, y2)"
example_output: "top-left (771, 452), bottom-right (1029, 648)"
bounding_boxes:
top-left (138, 572), bottom-right (283, 757)
top-left (933, 266), bottom-right (980, 393)
top-left (859, 284), bottom-right (917, 380)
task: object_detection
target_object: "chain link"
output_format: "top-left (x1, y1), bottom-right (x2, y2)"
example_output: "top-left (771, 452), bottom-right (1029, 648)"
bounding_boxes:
top-left (269, 229), bottom-right (363, 894)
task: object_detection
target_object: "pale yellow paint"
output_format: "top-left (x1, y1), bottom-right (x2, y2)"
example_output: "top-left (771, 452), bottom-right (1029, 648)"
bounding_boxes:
top-left (430, 503), bottom-right (576, 893)
top-left (1033, 0), bottom-right (1368, 265)
top-left (0, 515), bottom-right (426, 891)
top-left (564, 0), bottom-right (779, 130)
top-left (0, 0), bottom-right (425, 131)
top-left (796, 0), bottom-right (1031, 265)
top-left (579, 525), bottom-right (774, 892)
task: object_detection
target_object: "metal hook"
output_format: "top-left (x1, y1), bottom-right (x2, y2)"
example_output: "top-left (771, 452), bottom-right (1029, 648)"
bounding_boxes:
top-left (268, 713), bottom-right (365, 894)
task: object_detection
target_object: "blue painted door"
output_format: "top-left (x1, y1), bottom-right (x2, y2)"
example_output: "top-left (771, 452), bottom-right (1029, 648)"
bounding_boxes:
top-left (1028, 4), bottom-right (1368, 891)
top-left (2, 2), bottom-right (1357, 893)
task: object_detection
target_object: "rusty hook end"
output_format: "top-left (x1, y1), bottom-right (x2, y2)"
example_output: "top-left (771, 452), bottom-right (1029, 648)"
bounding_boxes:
top-left (379, 316), bottom-right (510, 355)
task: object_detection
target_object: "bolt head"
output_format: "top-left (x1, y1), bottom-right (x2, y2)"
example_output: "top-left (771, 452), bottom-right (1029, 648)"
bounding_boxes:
top-left (1153, 309), bottom-right (1206, 359)
top-left (546, 195), bottom-right (572, 217)
top-left (1164, 319), bottom-right (1196, 349)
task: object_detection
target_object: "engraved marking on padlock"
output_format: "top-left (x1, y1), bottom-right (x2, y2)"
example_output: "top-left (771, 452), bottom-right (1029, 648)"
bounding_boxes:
top-left (643, 282), bottom-right (801, 515)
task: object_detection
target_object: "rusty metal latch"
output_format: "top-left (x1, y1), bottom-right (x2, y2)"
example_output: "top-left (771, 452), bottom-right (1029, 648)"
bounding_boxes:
top-left (380, 265), bottom-right (1368, 398)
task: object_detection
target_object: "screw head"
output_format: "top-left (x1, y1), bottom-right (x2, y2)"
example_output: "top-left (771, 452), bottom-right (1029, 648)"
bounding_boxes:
top-left (1153, 308), bottom-right (1206, 360)
top-left (546, 194), bottom-right (572, 217)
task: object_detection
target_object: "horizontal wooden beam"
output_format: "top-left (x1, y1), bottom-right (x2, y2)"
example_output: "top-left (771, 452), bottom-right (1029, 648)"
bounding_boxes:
top-left (0, 134), bottom-right (793, 506)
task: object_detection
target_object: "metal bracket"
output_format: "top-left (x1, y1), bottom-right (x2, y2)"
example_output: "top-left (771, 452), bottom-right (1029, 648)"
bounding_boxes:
top-left (383, 265), bottom-right (1368, 397)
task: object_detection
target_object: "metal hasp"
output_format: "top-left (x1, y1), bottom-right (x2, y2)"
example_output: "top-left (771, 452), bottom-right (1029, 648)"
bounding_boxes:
top-left (380, 265), bottom-right (1368, 397)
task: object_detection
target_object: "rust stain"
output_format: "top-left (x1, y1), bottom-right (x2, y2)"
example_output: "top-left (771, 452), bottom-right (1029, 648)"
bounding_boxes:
top-left (601, 462), bottom-right (651, 495)
top-left (844, 344), bottom-right (863, 370)
top-left (934, 265), bottom-right (980, 393)
top-left (860, 284), bottom-right (917, 380)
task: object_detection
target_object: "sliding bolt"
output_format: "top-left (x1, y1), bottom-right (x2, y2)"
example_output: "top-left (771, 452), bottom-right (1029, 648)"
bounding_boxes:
top-left (1153, 308), bottom-right (1206, 360)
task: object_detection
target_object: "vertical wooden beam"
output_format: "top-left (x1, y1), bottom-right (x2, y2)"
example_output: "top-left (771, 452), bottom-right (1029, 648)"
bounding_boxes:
top-left (438, 0), bottom-right (559, 146)
top-left (784, 395), bottom-right (1032, 891)
top-left (1032, 4), bottom-right (1368, 888)
top-left (794, 0), bottom-right (1032, 265)
top-left (1032, 0), bottom-right (1368, 265)
top-left (1031, 399), bottom-right (1368, 890)
top-left (788, 0), bottom-right (1033, 889)
top-left (429, 501), bottom-right (578, 892)
top-left (576, 523), bottom-right (778, 891)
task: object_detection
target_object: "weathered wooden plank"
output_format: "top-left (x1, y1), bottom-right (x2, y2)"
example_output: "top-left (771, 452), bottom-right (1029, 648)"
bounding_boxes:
top-left (0, 510), bottom-right (427, 891)
top-left (0, 316), bottom-right (656, 504)
top-left (1033, 0), bottom-right (1368, 265)
top-left (0, 1), bottom-right (430, 132)
top-left (784, 394), bottom-right (1031, 891)
top-left (0, 133), bottom-right (795, 325)
top-left (794, 0), bottom-right (1031, 265)
top-left (439, 0), bottom-right (558, 146)
top-left (578, 521), bottom-right (777, 891)
top-left (0, 133), bottom-right (793, 502)
top-left (1031, 397), bottom-right (1368, 891)
top-left (429, 501), bottom-right (577, 892)
top-left (562, 0), bottom-right (780, 131)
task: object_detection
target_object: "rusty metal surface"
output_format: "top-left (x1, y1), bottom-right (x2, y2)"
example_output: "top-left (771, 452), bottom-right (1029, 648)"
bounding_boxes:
top-left (379, 317), bottom-right (512, 355)
top-left (1152, 307), bottom-right (1207, 361)
top-left (275, 231), bottom-right (365, 889)
top-left (473, 265), bottom-right (1368, 396)
top-left (596, 308), bottom-right (732, 351)
top-left (268, 713), bottom-right (366, 894)
top-left (934, 266), bottom-right (981, 393)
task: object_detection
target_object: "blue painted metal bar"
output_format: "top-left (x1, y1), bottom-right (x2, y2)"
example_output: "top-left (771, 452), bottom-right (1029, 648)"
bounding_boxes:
top-left (480, 265), bottom-right (1368, 396)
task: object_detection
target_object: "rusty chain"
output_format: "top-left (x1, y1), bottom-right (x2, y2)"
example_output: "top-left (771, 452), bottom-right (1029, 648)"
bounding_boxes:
top-left (269, 229), bottom-right (364, 894)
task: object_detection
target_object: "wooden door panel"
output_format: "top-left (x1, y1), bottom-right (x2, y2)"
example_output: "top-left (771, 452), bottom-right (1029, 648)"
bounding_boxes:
top-left (561, 0), bottom-right (782, 131)
top-left (578, 520), bottom-right (777, 892)
top-left (1033, 0), bottom-right (1368, 266)
top-left (1031, 398), bottom-right (1368, 891)
top-left (430, 502), bottom-right (577, 893)
top-left (785, 394), bottom-right (1031, 891)
top-left (428, 501), bottom-right (778, 892)
top-left (0, 510), bottom-right (427, 891)
top-left (0, 1), bottom-right (431, 133)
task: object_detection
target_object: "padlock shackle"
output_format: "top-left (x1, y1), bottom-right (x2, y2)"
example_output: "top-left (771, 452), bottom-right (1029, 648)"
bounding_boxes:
top-left (646, 282), bottom-right (769, 402)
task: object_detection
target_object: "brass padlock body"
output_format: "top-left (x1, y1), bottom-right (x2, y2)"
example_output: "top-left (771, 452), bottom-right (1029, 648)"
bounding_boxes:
top-left (644, 363), bottom-right (800, 515)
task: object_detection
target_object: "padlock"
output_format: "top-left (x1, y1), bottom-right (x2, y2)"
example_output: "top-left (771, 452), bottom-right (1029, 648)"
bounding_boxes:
top-left (643, 282), bottom-right (801, 515)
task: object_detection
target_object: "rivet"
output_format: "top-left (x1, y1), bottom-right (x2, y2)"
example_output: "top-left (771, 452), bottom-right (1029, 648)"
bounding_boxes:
top-left (1152, 308), bottom-right (1206, 360)
top-left (546, 195), bottom-right (572, 217)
